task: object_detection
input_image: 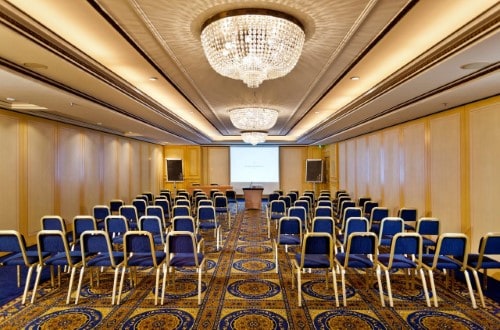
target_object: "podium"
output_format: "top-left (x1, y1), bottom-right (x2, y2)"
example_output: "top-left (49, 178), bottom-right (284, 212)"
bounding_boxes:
top-left (242, 187), bottom-right (264, 210)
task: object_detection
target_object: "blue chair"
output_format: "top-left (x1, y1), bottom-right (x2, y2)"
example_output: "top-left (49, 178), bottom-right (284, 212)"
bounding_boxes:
top-left (155, 199), bottom-right (171, 220)
top-left (334, 232), bottom-right (382, 306)
top-left (357, 197), bottom-right (371, 209)
top-left (416, 217), bottom-right (440, 253)
top-left (105, 215), bottom-right (129, 246)
top-left (363, 201), bottom-right (379, 218)
top-left (288, 206), bottom-right (308, 233)
top-left (312, 216), bottom-right (335, 237)
top-left (279, 195), bottom-right (292, 209)
top-left (377, 217), bottom-right (404, 249)
top-left (75, 230), bottom-right (124, 305)
top-left (377, 232), bottom-right (430, 307)
top-left (267, 192), bottom-right (280, 204)
top-left (214, 195), bottom-right (231, 228)
top-left (273, 216), bottom-right (303, 273)
top-left (336, 217), bottom-right (369, 252)
top-left (172, 216), bottom-right (204, 253)
top-left (287, 191), bottom-right (298, 204)
top-left (267, 200), bottom-right (286, 238)
top-left (317, 200), bottom-right (333, 208)
top-left (176, 198), bottom-right (191, 209)
top-left (336, 200), bottom-right (356, 221)
top-left (0, 230), bottom-right (49, 304)
top-left (119, 205), bottom-right (139, 230)
top-left (421, 233), bottom-right (477, 308)
top-left (32, 230), bottom-right (85, 304)
top-left (71, 215), bottom-right (97, 251)
top-left (225, 189), bottom-right (239, 213)
top-left (397, 207), bottom-right (418, 231)
top-left (467, 232), bottom-right (500, 308)
top-left (197, 205), bottom-right (221, 251)
top-left (294, 200), bottom-right (310, 227)
top-left (109, 199), bottom-right (124, 215)
top-left (118, 231), bottom-right (167, 305)
top-left (165, 231), bottom-right (207, 305)
top-left (139, 215), bottom-right (166, 246)
top-left (41, 215), bottom-right (73, 245)
top-left (172, 205), bottom-right (191, 217)
top-left (132, 198), bottom-right (147, 217)
top-left (292, 232), bottom-right (338, 307)
top-left (92, 205), bottom-right (110, 229)
top-left (368, 207), bottom-right (389, 233)
top-left (314, 206), bottom-right (333, 218)
top-left (336, 207), bottom-right (363, 232)
top-left (146, 205), bottom-right (170, 231)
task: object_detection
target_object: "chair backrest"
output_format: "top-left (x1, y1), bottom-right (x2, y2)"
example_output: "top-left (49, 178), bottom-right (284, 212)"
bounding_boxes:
top-left (277, 216), bottom-right (302, 236)
top-left (279, 196), bottom-right (292, 208)
top-left (386, 232), bottom-right (423, 267)
top-left (166, 231), bottom-right (199, 264)
top-left (198, 199), bottom-right (213, 207)
top-left (109, 199), bottom-right (124, 213)
top-left (398, 207), bottom-right (418, 221)
top-left (430, 233), bottom-right (469, 269)
top-left (37, 230), bottom-right (73, 263)
top-left (172, 205), bottom-right (191, 217)
top-left (357, 197), bottom-right (371, 208)
top-left (0, 230), bottom-right (29, 264)
top-left (338, 200), bottom-right (356, 217)
top-left (479, 232), bottom-right (500, 255)
top-left (416, 217), bottom-right (440, 235)
top-left (269, 200), bottom-right (286, 213)
top-left (287, 192), bottom-right (298, 204)
top-left (41, 215), bottom-right (67, 232)
top-left (370, 207), bottom-right (389, 223)
top-left (105, 215), bottom-right (129, 235)
top-left (146, 205), bottom-right (165, 220)
top-left (312, 217), bottom-right (335, 236)
top-left (268, 192), bottom-right (280, 203)
top-left (317, 200), bottom-right (333, 208)
top-left (363, 201), bottom-right (379, 216)
top-left (155, 199), bottom-right (171, 218)
top-left (344, 232), bottom-right (378, 258)
top-left (315, 206), bottom-right (333, 218)
top-left (288, 206), bottom-right (307, 223)
top-left (120, 205), bottom-right (138, 221)
top-left (341, 207), bottom-right (362, 224)
top-left (225, 189), bottom-right (237, 201)
top-left (379, 217), bottom-right (404, 237)
top-left (172, 216), bottom-right (197, 233)
top-left (336, 196), bottom-right (350, 209)
top-left (335, 190), bottom-right (347, 198)
top-left (80, 230), bottom-right (117, 266)
top-left (93, 205), bottom-right (110, 221)
top-left (178, 191), bottom-right (190, 200)
top-left (139, 216), bottom-right (164, 244)
top-left (176, 199), bottom-right (191, 208)
top-left (214, 195), bottom-right (228, 208)
top-left (298, 232), bottom-right (333, 268)
top-left (122, 231), bottom-right (160, 266)
top-left (73, 215), bottom-right (97, 242)
top-left (197, 205), bottom-right (216, 221)
top-left (294, 200), bottom-right (309, 214)
top-left (344, 217), bottom-right (369, 236)
top-left (143, 192), bottom-right (154, 204)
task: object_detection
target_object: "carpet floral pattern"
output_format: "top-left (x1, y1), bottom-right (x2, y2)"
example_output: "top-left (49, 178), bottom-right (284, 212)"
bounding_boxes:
top-left (0, 204), bottom-right (499, 329)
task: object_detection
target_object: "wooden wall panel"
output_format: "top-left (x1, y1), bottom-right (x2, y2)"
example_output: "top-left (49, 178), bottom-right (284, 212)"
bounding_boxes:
top-left (27, 120), bottom-right (55, 235)
top-left (140, 144), bottom-right (151, 195)
top-left (102, 135), bottom-right (119, 203)
top-left (429, 112), bottom-right (461, 233)
top-left (381, 128), bottom-right (400, 215)
top-left (82, 132), bottom-right (102, 214)
top-left (0, 115), bottom-right (19, 230)
top-left (469, 101), bottom-right (500, 251)
top-left (401, 122), bottom-right (426, 214)
top-left (367, 133), bottom-right (382, 202)
top-left (355, 137), bottom-right (368, 198)
top-left (280, 147), bottom-right (307, 194)
top-left (338, 142), bottom-right (347, 192)
top-left (58, 126), bottom-right (83, 222)
top-left (207, 146), bottom-right (229, 185)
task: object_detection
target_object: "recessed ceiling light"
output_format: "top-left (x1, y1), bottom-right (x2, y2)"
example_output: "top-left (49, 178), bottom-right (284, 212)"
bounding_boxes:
top-left (149, 77), bottom-right (158, 81)
top-left (6, 97), bottom-right (15, 102)
top-left (460, 62), bottom-right (490, 70)
top-left (23, 62), bottom-right (48, 69)
top-left (350, 76), bottom-right (360, 80)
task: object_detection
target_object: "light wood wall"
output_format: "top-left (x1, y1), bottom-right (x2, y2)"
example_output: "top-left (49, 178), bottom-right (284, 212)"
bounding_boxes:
top-left (0, 109), bottom-right (164, 244)
top-left (337, 96), bottom-right (500, 254)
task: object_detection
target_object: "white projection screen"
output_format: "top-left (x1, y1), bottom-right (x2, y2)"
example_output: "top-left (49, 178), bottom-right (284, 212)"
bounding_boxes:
top-left (230, 146), bottom-right (279, 194)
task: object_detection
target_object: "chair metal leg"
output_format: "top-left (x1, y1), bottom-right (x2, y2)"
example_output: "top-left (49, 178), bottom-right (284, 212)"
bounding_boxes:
top-left (428, 269), bottom-right (438, 307)
top-left (331, 268), bottom-right (339, 307)
top-left (463, 270), bottom-right (477, 309)
top-left (419, 268), bottom-right (431, 307)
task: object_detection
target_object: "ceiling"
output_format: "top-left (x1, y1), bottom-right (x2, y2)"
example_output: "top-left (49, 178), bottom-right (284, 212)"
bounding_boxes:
top-left (0, 0), bottom-right (498, 146)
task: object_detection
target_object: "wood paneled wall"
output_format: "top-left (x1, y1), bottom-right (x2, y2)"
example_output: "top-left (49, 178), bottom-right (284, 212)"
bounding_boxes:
top-left (337, 96), bottom-right (500, 254)
top-left (0, 109), bottom-right (163, 244)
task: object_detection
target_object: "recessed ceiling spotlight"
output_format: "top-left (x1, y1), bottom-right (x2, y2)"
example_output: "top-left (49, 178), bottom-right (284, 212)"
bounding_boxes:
top-left (350, 76), bottom-right (360, 80)
top-left (6, 97), bottom-right (15, 102)
top-left (460, 62), bottom-right (490, 70)
top-left (149, 77), bottom-right (158, 81)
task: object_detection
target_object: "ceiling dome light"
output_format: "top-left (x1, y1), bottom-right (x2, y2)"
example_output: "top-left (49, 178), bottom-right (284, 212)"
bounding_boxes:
top-left (201, 9), bottom-right (305, 88)
top-left (229, 107), bottom-right (279, 130)
top-left (241, 131), bottom-right (267, 145)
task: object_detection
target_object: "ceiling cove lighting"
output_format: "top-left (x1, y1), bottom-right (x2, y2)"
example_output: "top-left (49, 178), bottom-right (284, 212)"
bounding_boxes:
top-left (229, 107), bottom-right (279, 130)
top-left (201, 8), bottom-right (305, 88)
top-left (241, 131), bottom-right (267, 145)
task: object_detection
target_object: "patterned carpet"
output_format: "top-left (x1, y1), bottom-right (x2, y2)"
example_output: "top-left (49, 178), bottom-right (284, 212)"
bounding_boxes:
top-left (1, 205), bottom-right (499, 329)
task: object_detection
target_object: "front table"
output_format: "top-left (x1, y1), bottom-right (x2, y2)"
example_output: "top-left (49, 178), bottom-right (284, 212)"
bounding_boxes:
top-left (242, 187), bottom-right (264, 210)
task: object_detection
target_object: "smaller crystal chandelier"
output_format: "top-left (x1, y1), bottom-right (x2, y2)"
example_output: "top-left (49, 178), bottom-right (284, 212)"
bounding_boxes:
top-left (229, 107), bottom-right (279, 130)
top-left (241, 131), bottom-right (267, 145)
top-left (201, 9), bottom-right (305, 88)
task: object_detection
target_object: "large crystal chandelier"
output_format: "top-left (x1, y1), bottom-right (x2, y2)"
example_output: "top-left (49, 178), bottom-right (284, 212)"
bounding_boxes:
top-left (229, 107), bottom-right (279, 130)
top-left (201, 9), bottom-right (305, 88)
top-left (241, 131), bottom-right (267, 145)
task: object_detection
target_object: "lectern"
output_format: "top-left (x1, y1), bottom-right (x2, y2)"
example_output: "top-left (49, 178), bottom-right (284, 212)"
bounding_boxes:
top-left (242, 187), bottom-right (264, 210)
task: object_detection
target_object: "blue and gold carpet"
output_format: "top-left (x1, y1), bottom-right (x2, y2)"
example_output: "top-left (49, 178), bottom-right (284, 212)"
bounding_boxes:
top-left (0, 205), bottom-right (499, 329)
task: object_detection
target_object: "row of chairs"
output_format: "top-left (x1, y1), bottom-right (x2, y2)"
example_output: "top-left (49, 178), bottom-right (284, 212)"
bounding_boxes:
top-left (272, 215), bottom-right (500, 309)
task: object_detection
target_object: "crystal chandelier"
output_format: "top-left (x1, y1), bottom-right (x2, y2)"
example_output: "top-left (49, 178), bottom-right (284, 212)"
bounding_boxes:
top-left (229, 107), bottom-right (279, 130)
top-left (201, 9), bottom-right (305, 88)
top-left (241, 131), bottom-right (267, 145)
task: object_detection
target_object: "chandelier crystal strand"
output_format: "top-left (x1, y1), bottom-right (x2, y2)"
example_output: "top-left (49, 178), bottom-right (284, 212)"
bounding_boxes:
top-left (201, 9), bottom-right (305, 88)
top-left (229, 108), bottom-right (279, 130)
top-left (241, 131), bottom-right (267, 145)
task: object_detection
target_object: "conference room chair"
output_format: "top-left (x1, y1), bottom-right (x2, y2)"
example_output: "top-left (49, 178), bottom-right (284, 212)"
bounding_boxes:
top-left (172, 216), bottom-right (204, 253)
top-left (334, 231), bottom-right (382, 307)
top-left (294, 199), bottom-right (310, 226)
top-left (368, 207), bottom-right (389, 233)
top-left (155, 199), bottom-right (172, 221)
top-left (363, 201), bottom-right (379, 219)
top-left (0, 230), bottom-right (49, 305)
top-left (421, 233), bottom-right (477, 308)
top-left (273, 216), bottom-right (303, 273)
top-left (159, 191), bottom-right (172, 204)
top-left (105, 215), bottom-right (129, 246)
top-left (336, 200), bottom-right (356, 221)
top-left (314, 206), bottom-right (333, 218)
top-left (176, 198), bottom-right (191, 209)
top-left (165, 231), bottom-right (207, 305)
top-left (317, 199), bottom-right (333, 208)
top-left (135, 194), bottom-right (149, 206)
top-left (311, 216), bottom-right (335, 237)
top-left (397, 207), bottom-right (418, 231)
top-left (214, 195), bottom-right (231, 228)
top-left (333, 195), bottom-right (350, 217)
top-left (357, 197), bottom-right (371, 209)
top-left (288, 206), bottom-right (308, 233)
top-left (132, 198), bottom-right (147, 218)
top-left (146, 205), bottom-right (170, 230)
top-left (71, 215), bottom-right (97, 251)
top-left (416, 217), bottom-right (440, 253)
top-left (377, 217), bottom-right (405, 250)
top-left (225, 189), bottom-right (239, 213)
top-left (109, 199), bottom-right (124, 215)
top-left (172, 205), bottom-right (191, 218)
top-left (119, 205), bottom-right (139, 230)
top-left (467, 232), bottom-right (500, 308)
top-left (197, 205), bottom-right (221, 251)
top-left (279, 195), bottom-right (292, 209)
top-left (267, 200), bottom-right (287, 238)
top-left (139, 215), bottom-right (167, 247)
top-left (336, 217), bottom-right (369, 252)
top-left (287, 191), bottom-right (298, 204)
top-left (41, 215), bottom-right (73, 245)
top-left (267, 192), bottom-right (280, 205)
top-left (376, 232), bottom-right (430, 307)
top-left (118, 231), bottom-right (167, 305)
top-left (303, 191), bottom-right (315, 205)
top-left (178, 190), bottom-right (190, 200)
top-left (75, 230), bottom-right (124, 305)
top-left (32, 230), bottom-right (84, 304)
top-left (142, 192), bottom-right (154, 204)
top-left (336, 207), bottom-right (363, 233)
top-left (92, 205), bottom-right (110, 229)
top-left (292, 232), bottom-right (338, 307)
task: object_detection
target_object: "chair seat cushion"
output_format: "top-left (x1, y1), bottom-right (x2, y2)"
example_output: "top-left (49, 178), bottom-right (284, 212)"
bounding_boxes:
top-left (378, 254), bottom-right (417, 269)
top-left (295, 253), bottom-right (330, 268)
top-left (278, 234), bottom-right (300, 246)
top-left (87, 252), bottom-right (125, 267)
top-left (170, 253), bottom-right (204, 267)
top-left (336, 253), bottom-right (374, 268)
top-left (127, 252), bottom-right (166, 266)
top-left (467, 254), bottom-right (500, 269)
top-left (422, 254), bottom-right (462, 270)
